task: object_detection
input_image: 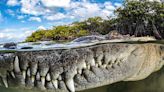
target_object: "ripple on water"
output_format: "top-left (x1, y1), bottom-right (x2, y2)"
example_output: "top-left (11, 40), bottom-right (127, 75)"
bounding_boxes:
top-left (0, 40), bottom-right (163, 52)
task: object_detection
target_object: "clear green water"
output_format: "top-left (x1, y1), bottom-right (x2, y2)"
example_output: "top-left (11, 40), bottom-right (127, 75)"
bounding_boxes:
top-left (81, 67), bottom-right (164, 92)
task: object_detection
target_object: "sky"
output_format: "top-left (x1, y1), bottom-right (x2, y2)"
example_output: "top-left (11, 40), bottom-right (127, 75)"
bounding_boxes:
top-left (0, 0), bottom-right (123, 43)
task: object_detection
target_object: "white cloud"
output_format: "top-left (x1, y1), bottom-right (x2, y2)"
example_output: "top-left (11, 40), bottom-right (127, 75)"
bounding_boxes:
top-left (17, 15), bottom-right (25, 19)
top-left (75, 3), bottom-right (100, 18)
top-left (5, 0), bottom-right (118, 26)
top-left (37, 26), bottom-right (46, 30)
top-left (21, 20), bottom-right (25, 23)
top-left (67, 1), bottom-right (115, 20)
top-left (29, 17), bottom-right (41, 22)
top-left (48, 21), bottom-right (73, 27)
top-left (6, 9), bottom-right (15, 16)
top-left (0, 28), bottom-right (34, 43)
top-left (18, 0), bottom-right (117, 20)
top-left (20, 0), bottom-right (50, 16)
top-left (100, 9), bottom-right (114, 19)
top-left (0, 0), bottom-right (121, 43)
top-left (104, 2), bottom-right (116, 11)
top-left (114, 3), bottom-right (122, 8)
top-left (44, 13), bottom-right (66, 21)
top-left (41, 0), bottom-right (71, 7)
top-left (7, 0), bottom-right (19, 6)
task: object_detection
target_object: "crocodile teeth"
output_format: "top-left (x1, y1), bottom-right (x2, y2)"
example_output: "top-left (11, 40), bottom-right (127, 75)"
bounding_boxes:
top-left (91, 58), bottom-right (95, 66)
top-left (41, 77), bottom-right (45, 86)
top-left (27, 68), bottom-right (30, 76)
top-left (58, 75), bottom-right (62, 81)
top-left (52, 80), bottom-right (58, 89)
top-left (31, 76), bottom-right (35, 83)
top-left (36, 72), bottom-right (40, 80)
top-left (102, 64), bottom-right (107, 68)
top-left (22, 70), bottom-right (26, 79)
top-left (14, 56), bottom-right (21, 73)
top-left (95, 63), bottom-right (98, 67)
top-left (87, 65), bottom-right (91, 70)
top-left (46, 73), bottom-right (51, 81)
top-left (98, 62), bottom-right (102, 67)
top-left (2, 77), bottom-right (8, 88)
top-left (83, 62), bottom-right (87, 69)
top-left (77, 69), bottom-right (82, 74)
top-left (66, 78), bottom-right (75, 92)
top-left (11, 71), bottom-right (15, 78)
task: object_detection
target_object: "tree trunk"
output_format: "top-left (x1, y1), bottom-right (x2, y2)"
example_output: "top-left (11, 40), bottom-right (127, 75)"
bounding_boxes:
top-left (152, 23), bottom-right (162, 39)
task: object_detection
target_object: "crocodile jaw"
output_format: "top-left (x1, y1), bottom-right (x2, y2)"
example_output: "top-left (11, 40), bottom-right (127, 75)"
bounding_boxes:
top-left (0, 43), bottom-right (163, 92)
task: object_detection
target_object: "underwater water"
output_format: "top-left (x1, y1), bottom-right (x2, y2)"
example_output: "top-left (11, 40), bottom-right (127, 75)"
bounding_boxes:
top-left (80, 66), bottom-right (164, 92)
top-left (0, 40), bottom-right (163, 92)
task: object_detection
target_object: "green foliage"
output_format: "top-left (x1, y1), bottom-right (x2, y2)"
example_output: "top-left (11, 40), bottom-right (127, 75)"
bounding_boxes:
top-left (25, 0), bottom-right (163, 42)
top-left (25, 36), bottom-right (36, 42)
top-left (25, 25), bottom-right (90, 42)
top-left (77, 30), bottom-right (89, 37)
top-left (72, 16), bottom-right (116, 35)
top-left (25, 16), bottom-right (114, 42)
top-left (26, 30), bottom-right (46, 42)
top-left (115, 0), bottom-right (164, 39)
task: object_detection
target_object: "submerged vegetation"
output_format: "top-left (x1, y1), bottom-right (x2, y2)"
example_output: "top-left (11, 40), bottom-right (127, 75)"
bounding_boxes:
top-left (25, 0), bottom-right (164, 42)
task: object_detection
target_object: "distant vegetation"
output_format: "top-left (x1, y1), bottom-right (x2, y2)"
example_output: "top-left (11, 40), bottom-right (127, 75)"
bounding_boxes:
top-left (25, 25), bottom-right (89, 42)
top-left (25, 0), bottom-right (163, 42)
top-left (115, 0), bottom-right (164, 39)
top-left (25, 17), bottom-right (115, 42)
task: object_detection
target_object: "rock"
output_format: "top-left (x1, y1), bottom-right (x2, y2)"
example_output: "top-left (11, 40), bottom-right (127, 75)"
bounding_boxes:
top-left (3, 42), bottom-right (17, 49)
top-left (72, 35), bottom-right (105, 43)
top-left (105, 30), bottom-right (124, 40)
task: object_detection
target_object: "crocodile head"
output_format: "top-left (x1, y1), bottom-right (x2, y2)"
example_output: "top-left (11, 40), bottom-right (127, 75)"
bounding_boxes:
top-left (0, 37), bottom-right (163, 92)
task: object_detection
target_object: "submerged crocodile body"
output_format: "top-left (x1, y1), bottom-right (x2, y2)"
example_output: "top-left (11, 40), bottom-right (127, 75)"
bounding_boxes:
top-left (0, 37), bottom-right (163, 92)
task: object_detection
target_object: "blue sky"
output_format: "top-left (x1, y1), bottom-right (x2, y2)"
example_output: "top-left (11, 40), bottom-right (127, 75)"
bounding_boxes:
top-left (0, 0), bottom-right (123, 43)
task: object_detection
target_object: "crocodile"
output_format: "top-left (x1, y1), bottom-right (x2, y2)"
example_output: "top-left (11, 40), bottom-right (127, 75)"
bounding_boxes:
top-left (0, 37), bottom-right (163, 92)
